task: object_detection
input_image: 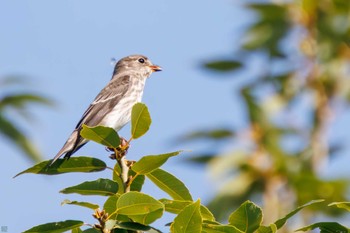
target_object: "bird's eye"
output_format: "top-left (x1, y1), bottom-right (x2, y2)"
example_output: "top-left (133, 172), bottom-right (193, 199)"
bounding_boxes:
top-left (138, 58), bottom-right (145, 63)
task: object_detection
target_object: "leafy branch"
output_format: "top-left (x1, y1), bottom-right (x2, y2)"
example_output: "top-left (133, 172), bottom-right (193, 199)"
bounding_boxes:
top-left (16, 103), bottom-right (350, 232)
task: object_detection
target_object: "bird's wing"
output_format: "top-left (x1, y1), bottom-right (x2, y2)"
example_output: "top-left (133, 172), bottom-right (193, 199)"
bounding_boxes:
top-left (49, 75), bottom-right (131, 165)
top-left (75, 75), bottom-right (131, 129)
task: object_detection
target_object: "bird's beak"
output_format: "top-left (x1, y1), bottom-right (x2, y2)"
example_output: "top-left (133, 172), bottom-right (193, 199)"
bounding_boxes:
top-left (149, 65), bottom-right (162, 72)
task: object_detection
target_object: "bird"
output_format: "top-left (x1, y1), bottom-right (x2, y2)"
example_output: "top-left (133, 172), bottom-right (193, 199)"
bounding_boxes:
top-left (50, 54), bottom-right (162, 165)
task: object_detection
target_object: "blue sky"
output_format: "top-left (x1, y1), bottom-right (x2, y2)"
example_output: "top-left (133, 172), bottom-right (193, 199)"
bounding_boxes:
top-left (2, 1), bottom-right (350, 232)
top-left (0, 1), bottom-right (250, 232)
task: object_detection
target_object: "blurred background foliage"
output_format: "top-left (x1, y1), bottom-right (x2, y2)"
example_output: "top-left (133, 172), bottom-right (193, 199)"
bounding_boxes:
top-left (183, 0), bottom-right (350, 230)
top-left (0, 76), bottom-right (52, 162)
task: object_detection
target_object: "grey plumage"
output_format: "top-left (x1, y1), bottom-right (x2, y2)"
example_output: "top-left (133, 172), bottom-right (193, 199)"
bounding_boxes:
top-left (50, 54), bottom-right (161, 165)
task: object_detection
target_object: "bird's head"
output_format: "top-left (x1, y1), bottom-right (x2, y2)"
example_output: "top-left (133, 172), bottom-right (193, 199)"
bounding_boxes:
top-left (113, 54), bottom-right (162, 77)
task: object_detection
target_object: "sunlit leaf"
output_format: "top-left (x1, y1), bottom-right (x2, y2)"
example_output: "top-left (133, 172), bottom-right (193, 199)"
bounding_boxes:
top-left (228, 200), bottom-right (262, 233)
top-left (146, 168), bottom-right (192, 201)
top-left (71, 228), bottom-right (83, 233)
top-left (131, 102), bottom-right (151, 139)
top-left (14, 157), bottom-right (106, 177)
top-left (274, 200), bottom-right (324, 229)
top-left (80, 125), bottom-right (120, 148)
top-left (256, 224), bottom-right (277, 233)
top-left (132, 151), bottom-right (182, 175)
top-left (23, 220), bottom-right (83, 233)
top-left (170, 199), bottom-right (202, 233)
top-left (60, 178), bottom-right (118, 196)
top-left (116, 192), bottom-right (164, 225)
top-left (202, 222), bottom-right (243, 233)
top-left (61, 199), bottom-right (99, 210)
top-left (329, 202), bottom-right (350, 212)
top-left (160, 198), bottom-right (215, 221)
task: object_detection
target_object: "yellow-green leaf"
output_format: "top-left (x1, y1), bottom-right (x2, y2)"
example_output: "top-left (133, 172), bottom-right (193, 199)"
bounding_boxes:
top-left (131, 103), bottom-right (151, 139)
top-left (170, 199), bottom-right (202, 233)
top-left (228, 200), bottom-right (262, 233)
top-left (146, 168), bottom-right (192, 201)
top-left (132, 151), bottom-right (182, 175)
top-left (80, 125), bottom-right (120, 148)
top-left (116, 192), bottom-right (164, 224)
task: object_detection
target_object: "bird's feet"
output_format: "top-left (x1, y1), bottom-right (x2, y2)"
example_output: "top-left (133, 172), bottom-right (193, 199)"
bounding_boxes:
top-left (108, 137), bottom-right (130, 160)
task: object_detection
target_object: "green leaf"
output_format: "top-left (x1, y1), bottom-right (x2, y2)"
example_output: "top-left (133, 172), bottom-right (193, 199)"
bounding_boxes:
top-left (60, 178), bottom-right (118, 196)
top-left (71, 228), bottom-right (83, 233)
top-left (296, 222), bottom-right (349, 232)
top-left (131, 102), bottom-right (151, 139)
top-left (160, 199), bottom-right (215, 221)
top-left (180, 129), bottom-right (234, 141)
top-left (104, 195), bottom-right (120, 219)
top-left (14, 157), bottom-right (106, 177)
top-left (329, 202), bottom-right (350, 212)
top-left (202, 222), bottom-right (243, 233)
top-left (256, 224), bottom-right (277, 233)
top-left (23, 220), bottom-right (84, 233)
top-left (116, 192), bottom-right (164, 225)
top-left (228, 200), bottom-right (262, 233)
top-left (80, 125), bottom-right (120, 148)
top-left (170, 199), bottom-right (202, 233)
top-left (0, 115), bottom-right (42, 162)
top-left (132, 151), bottom-right (182, 175)
top-left (61, 199), bottom-right (99, 210)
top-left (204, 60), bottom-right (242, 72)
top-left (129, 169), bottom-right (145, 192)
top-left (82, 229), bottom-right (100, 233)
top-left (274, 199), bottom-right (324, 229)
top-left (146, 168), bottom-right (192, 201)
top-left (114, 222), bottom-right (152, 231)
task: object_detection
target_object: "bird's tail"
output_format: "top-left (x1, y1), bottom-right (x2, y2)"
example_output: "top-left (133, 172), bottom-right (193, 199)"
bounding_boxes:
top-left (50, 130), bottom-right (85, 166)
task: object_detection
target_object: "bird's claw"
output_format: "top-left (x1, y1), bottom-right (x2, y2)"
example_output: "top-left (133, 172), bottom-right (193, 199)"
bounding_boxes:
top-left (108, 137), bottom-right (130, 160)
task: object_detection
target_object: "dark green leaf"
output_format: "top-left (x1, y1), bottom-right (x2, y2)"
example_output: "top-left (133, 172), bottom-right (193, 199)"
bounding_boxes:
top-left (296, 222), bottom-right (349, 233)
top-left (82, 229), bottom-right (100, 233)
top-left (181, 129), bottom-right (234, 141)
top-left (80, 125), bottom-right (120, 148)
top-left (23, 220), bottom-right (84, 233)
top-left (14, 157), bottom-right (106, 177)
top-left (61, 199), bottom-right (99, 210)
top-left (146, 168), bottom-right (192, 201)
top-left (204, 60), bottom-right (242, 72)
top-left (60, 178), bottom-right (118, 196)
top-left (170, 199), bottom-right (202, 233)
top-left (0, 94), bottom-right (52, 109)
top-left (114, 222), bottom-right (151, 231)
top-left (228, 200), bottom-right (262, 233)
top-left (132, 151), bottom-right (182, 174)
top-left (131, 102), bottom-right (151, 139)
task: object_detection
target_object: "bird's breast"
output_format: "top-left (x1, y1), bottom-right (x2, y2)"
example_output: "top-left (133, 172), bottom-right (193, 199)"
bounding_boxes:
top-left (101, 77), bottom-right (146, 131)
